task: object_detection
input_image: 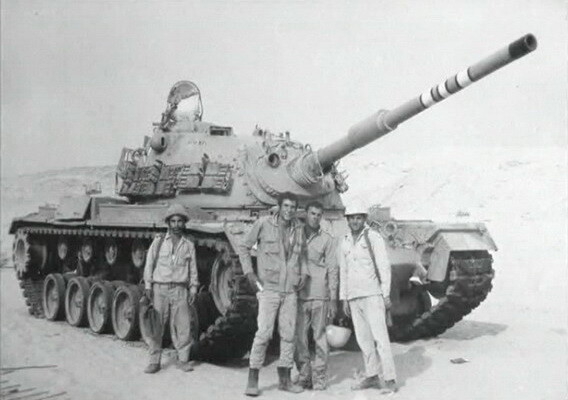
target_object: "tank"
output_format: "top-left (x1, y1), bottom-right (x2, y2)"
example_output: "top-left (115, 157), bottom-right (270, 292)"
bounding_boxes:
top-left (9, 34), bottom-right (537, 360)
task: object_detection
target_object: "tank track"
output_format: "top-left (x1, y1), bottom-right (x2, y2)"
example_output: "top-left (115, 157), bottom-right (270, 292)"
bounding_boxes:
top-left (195, 254), bottom-right (258, 361)
top-left (391, 251), bottom-right (494, 341)
top-left (14, 226), bottom-right (258, 361)
top-left (14, 226), bottom-right (156, 321)
top-left (19, 278), bottom-right (45, 318)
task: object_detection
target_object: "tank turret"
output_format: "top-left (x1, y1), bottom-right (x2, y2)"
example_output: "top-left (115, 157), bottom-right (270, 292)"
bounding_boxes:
top-left (113, 34), bottom-right (537, 217)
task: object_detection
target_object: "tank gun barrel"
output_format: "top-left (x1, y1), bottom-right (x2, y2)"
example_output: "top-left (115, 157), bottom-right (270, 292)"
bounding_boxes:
top-left (316, 34), bottom-right (537, 168)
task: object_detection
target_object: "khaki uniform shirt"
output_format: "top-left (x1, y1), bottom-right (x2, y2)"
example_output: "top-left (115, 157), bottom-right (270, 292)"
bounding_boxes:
top-left (143, 233), bottom-right (199, 290)
top-left (338, 227), bottom-right (391, 301)
top-left (298, 227), bottom-right (338, 301)
top-left (239, 214), bottom-right (307, 294)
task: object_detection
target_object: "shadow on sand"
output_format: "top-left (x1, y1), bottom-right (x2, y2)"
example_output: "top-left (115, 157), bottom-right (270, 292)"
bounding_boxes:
top-left (439, 319), bottom-right (507, 341)
top-left (230, 336), bottom-right (433, 390)
top-left (221, 319), bottom-right (507, 392)
top-left (393, 345), bottom-right (431, 385)
top-left (326, 345), bottom-right (432, 388)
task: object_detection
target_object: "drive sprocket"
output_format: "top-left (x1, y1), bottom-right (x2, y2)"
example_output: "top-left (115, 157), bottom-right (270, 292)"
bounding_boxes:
top-left (390, 251), bottom-right (494, 341)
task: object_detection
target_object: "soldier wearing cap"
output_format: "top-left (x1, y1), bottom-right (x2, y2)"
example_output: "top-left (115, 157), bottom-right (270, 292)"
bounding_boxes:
top-left (142, 203), bottom-right (199, 374)
top-left (338, 201), bottom-right (397, 394)
top-left (294, 200), bottom-right (338, 390)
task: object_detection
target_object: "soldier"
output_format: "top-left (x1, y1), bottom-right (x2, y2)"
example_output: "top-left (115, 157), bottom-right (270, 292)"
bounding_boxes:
top-left (338, 202), bottom-right (397, 394)
top-left (293, 201), bottom-right (338, 390)
top-left (240, 192), bottom-right (308, 396)
top-left (142, 203), bottom-right (199, 374)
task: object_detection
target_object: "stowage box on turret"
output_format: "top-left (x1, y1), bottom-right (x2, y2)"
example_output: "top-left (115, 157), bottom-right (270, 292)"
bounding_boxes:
top-left (10, 34), bottom-right (537, 360)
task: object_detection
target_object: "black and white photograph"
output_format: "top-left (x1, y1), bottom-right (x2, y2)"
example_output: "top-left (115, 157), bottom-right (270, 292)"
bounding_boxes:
top-left (1, 1), bottom-right (566, 399)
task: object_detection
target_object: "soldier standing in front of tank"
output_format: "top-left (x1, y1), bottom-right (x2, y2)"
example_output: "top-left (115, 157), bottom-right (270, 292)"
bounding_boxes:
top-left (142, 203), bottom-right (199, 374)
top-left (338, 202), bottom-right (397, 394)
top-left (240, 192), bottom-right (308, 396)
top-left (293, 200), bottom-right (338, 390)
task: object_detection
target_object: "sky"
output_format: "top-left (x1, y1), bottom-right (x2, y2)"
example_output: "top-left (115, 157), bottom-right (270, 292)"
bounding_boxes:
top-left (1, 0), bottom-right (566, 177)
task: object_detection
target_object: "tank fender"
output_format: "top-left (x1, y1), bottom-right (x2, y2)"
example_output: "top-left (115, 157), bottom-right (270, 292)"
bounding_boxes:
top-left (54, 195), bottom-right (129, 221)
top-left (426, 231), bottom-right (497, 282)
top-left (54, 195), bottom-right (92, 220)
top-left (95, 202), bottom-right (216, 227)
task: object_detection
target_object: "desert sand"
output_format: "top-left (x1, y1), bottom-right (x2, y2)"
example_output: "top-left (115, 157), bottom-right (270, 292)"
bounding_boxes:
top-left (1, 145), bottom-right (566, 399)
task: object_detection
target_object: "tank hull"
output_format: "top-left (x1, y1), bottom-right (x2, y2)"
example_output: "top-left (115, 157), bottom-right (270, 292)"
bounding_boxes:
top-left (10, 199), bottom-right (496, 351)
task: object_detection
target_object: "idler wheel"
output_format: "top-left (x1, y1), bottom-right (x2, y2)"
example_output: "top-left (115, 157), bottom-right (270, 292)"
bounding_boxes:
top-left (88, 281), bottom-right (117, 334)
top-left (13, 230), bottom-right (48, 279)
top-left (13, 231), bottom-right (31, 278)
top-left (43, 273), bottom-right (66, 321)
top-left (65, 276), bottom-right (91, 327)
top-left (112, 284), bottom-right (142, 341)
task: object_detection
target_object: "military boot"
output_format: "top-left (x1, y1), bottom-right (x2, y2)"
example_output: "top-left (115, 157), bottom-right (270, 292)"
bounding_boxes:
top-left (293, 375), bottom-right (312, 390)
top-left (244, 368), bottom-right (260, 397)
top-left (277, 367), bottom-right (304, 393)
top-left (177, 361), bottom-right (195, 372)
top-left (351, 375), bottom-right (380, 390)
top-left (379, 379), bottom-right (398, 394)
top-left (144, 363), bottom-right (160, 374)
top-left (293, 364), bottom-right (312, 389)
top-left (312, 368), bottom-right (328, 390)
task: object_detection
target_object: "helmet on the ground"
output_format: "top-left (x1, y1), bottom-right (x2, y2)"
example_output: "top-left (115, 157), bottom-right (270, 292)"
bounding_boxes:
top-left (139, 302), bottom-right (163, 346)
top-left (164, 203), bottom-right (190, 223)
top-left (326, 324), bottom-right (352, 348)
top-left (343, 199), bottom-right (369, 217)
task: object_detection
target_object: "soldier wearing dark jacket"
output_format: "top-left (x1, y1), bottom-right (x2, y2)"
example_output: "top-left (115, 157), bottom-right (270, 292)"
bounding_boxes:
top-left (240, 192), bottom-right (308, 396)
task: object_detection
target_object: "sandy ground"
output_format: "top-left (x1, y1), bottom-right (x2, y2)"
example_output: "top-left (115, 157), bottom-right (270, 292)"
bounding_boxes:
top-left (1, 146), bottom-right (567, 399)
top-left (1, 268), bottom-right (566, 400)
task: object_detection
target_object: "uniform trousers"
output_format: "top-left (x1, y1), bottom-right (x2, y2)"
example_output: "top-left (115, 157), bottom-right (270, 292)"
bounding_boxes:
top-left (249, 290), bottom-right (297, 369)
top-left (294, 299), bottom-right (329, 380)
top-left (349, 295), bottom-right (396, 381)
top-left (148, 283), bottom-right (192, 364)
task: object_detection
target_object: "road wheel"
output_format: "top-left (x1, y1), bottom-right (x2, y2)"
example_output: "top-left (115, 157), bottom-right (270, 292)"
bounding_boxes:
top-left (88, 281), bottom-right (117, 334)
top-left (65, 276), bottom-right (91, 327)
top-left (209, 253), bottom-right (234, 315)
top-left (112, 284), bottom-right (142, 341)
top-left (43, 273), bottom-right (66, 321)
